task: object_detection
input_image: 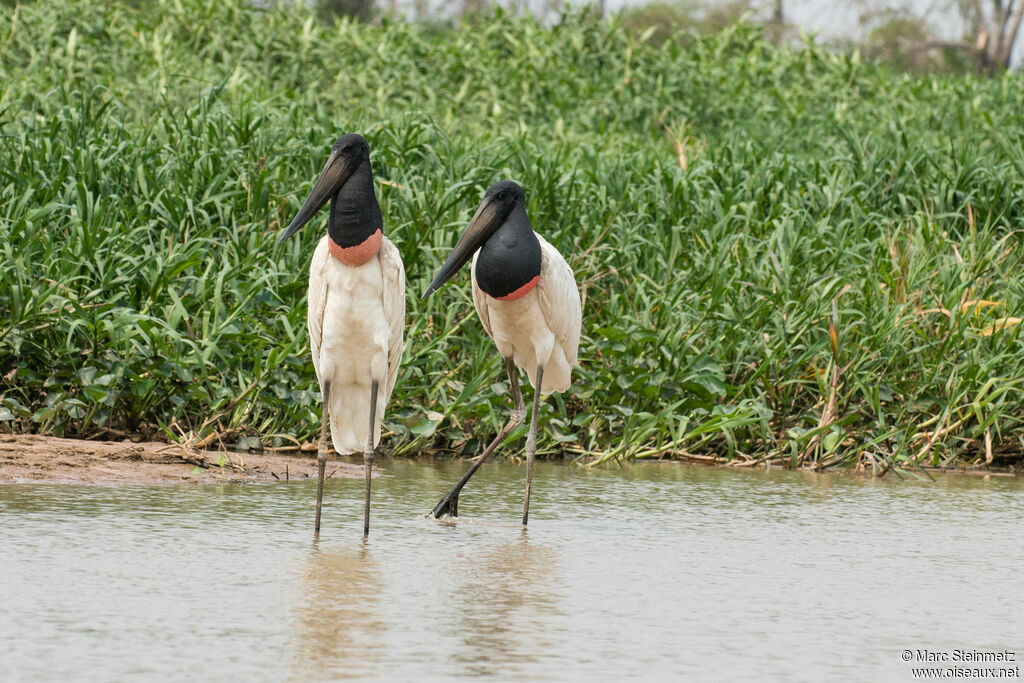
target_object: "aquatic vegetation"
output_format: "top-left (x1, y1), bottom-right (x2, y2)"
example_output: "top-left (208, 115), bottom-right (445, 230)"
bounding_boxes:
top-left (1, 0), bottom-right (1023, 469)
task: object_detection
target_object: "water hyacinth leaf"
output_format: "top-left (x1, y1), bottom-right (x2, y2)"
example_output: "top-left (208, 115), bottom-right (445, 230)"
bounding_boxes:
top-left (82, 385), bottom-right (109, 403)
top-left (62, 399), bottom-right (88, 419)
top-left (131, 379), bottom-right (156, 398)
top-left (291, 389), bottom-right (314, 406)
top-left (409, 418), bottom-right (440, 438)
top-left (822, 428), bottom-right (841, 454)
top-left (2, 398), bottom-right (31, 418)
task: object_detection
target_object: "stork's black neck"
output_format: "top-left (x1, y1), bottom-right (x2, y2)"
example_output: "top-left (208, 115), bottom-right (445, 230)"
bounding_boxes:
top-left (327, 161), bottom-right (383, 247)
top-left (474, 202), bottom-right (542, 300)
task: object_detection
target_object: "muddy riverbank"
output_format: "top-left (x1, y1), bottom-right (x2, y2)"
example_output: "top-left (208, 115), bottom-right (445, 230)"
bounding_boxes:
top-left (2, 434), bottom-right (1019, 485)
top-left (0, 434), bottom-right (361, 484)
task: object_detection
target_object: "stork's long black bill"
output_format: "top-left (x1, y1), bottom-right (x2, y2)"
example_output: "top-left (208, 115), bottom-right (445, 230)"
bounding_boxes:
top-left (422, 199), bottom-right (501, 299)
top-left (279, 150), bottom-right (355, 243)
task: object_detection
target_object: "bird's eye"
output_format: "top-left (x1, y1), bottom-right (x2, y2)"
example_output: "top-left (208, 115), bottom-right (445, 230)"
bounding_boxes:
top-left (498, 191), bottom-right (507, 200)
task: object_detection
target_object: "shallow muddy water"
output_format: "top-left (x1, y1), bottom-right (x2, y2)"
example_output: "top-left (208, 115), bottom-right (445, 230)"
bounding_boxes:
top-left (2, 459), bottom-right (1022, 680)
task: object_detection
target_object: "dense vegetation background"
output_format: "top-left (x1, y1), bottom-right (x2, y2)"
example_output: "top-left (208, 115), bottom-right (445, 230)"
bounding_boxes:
top-left (2, 0), bottom-right (1023, 470)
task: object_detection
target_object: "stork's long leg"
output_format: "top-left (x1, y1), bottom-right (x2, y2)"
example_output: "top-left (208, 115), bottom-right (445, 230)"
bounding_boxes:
top-left (432, 357), bottom-right (525, 519)
top-left (363, 379), bottom-right (379, 537)
top-left (522, 365), bottom-right (544, 526)
top-left (314, 380), bottom-right (331, 535)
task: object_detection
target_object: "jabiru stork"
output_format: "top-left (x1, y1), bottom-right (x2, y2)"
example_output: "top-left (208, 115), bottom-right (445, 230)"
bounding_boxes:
top-left (279, 133), bottom-right (406, 537)
top-left (423, 180), bottom-right (581, 525)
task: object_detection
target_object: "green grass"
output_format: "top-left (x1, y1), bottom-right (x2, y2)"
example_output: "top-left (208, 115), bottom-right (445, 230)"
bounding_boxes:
top-left (2, 0), bottom-right (1024, 472)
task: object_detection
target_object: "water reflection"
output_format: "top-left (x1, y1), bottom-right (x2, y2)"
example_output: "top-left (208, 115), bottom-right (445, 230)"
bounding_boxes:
top-left (290, 541), bottom-right (382, 680)
top-left (2, 461), bottom-right (1022, 681)
top-left (450, 530), bottom-right (561, 677)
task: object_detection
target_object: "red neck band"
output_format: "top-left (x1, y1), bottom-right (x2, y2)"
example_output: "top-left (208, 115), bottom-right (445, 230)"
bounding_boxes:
top-left (328, 229), bottom-right (382, 266)
top-left (495, 275), bottom-right (540, 301)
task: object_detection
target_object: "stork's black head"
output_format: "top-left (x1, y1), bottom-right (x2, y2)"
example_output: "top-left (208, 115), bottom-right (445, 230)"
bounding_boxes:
top-left (482, 179), bottom-right (524, 218)
top-left (422, 180), bottom-right (532, 298)
top-left (331, 133), bottom-right (370, 160)
top-left (279, 133), bottom-right (372, 242)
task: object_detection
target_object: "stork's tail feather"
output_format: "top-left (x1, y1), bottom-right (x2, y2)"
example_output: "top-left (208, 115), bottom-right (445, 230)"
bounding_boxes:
top-left (327, 382), bottom-right (384, 454)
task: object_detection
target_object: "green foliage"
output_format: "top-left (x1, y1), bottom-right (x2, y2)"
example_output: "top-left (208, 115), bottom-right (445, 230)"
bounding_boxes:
top-left (2, 0), bottom-right (1024, 469)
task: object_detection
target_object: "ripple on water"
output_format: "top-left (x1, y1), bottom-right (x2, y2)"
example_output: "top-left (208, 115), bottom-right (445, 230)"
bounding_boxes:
top-left (1, 460), bottom-right (1021, 681)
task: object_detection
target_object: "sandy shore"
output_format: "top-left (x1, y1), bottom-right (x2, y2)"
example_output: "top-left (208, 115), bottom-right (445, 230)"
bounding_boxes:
top-left (0, 434), bottom-right (362, 484)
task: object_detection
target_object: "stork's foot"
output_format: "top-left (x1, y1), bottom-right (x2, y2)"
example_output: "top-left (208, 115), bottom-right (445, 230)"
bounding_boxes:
top-left (432, 488), bottom-right (460, 519)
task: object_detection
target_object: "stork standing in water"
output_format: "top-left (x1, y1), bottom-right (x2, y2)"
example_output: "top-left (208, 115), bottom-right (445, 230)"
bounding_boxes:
top-left (423, 180), bottom-right (581, 525)
top-left (279, 134), bottom-right (405, 537)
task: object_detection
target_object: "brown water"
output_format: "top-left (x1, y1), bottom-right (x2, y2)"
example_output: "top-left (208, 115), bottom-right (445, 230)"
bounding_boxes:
top-left (1, 460), bottom-right (1022, 680)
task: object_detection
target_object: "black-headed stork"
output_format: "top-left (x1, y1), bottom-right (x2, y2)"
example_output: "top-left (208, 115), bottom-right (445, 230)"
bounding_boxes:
top-left (279, 133), bottom-right (405, 537)
top-left (423, 180), bottom-right (581, 525)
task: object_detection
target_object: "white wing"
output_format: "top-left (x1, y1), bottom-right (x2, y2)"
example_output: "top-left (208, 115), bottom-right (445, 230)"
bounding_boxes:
top-left (306, 236), bottom-right (332, 387)
top-left (378, 236), bottom-right (406, 402)
top-left (536, 233), bottom-right (582, 370)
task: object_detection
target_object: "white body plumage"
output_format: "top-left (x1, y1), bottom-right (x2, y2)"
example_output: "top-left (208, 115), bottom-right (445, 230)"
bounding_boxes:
top-left (306, 235), bottom-right (405, 454)
top-left (471, 233), bottom-right (581, 394)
